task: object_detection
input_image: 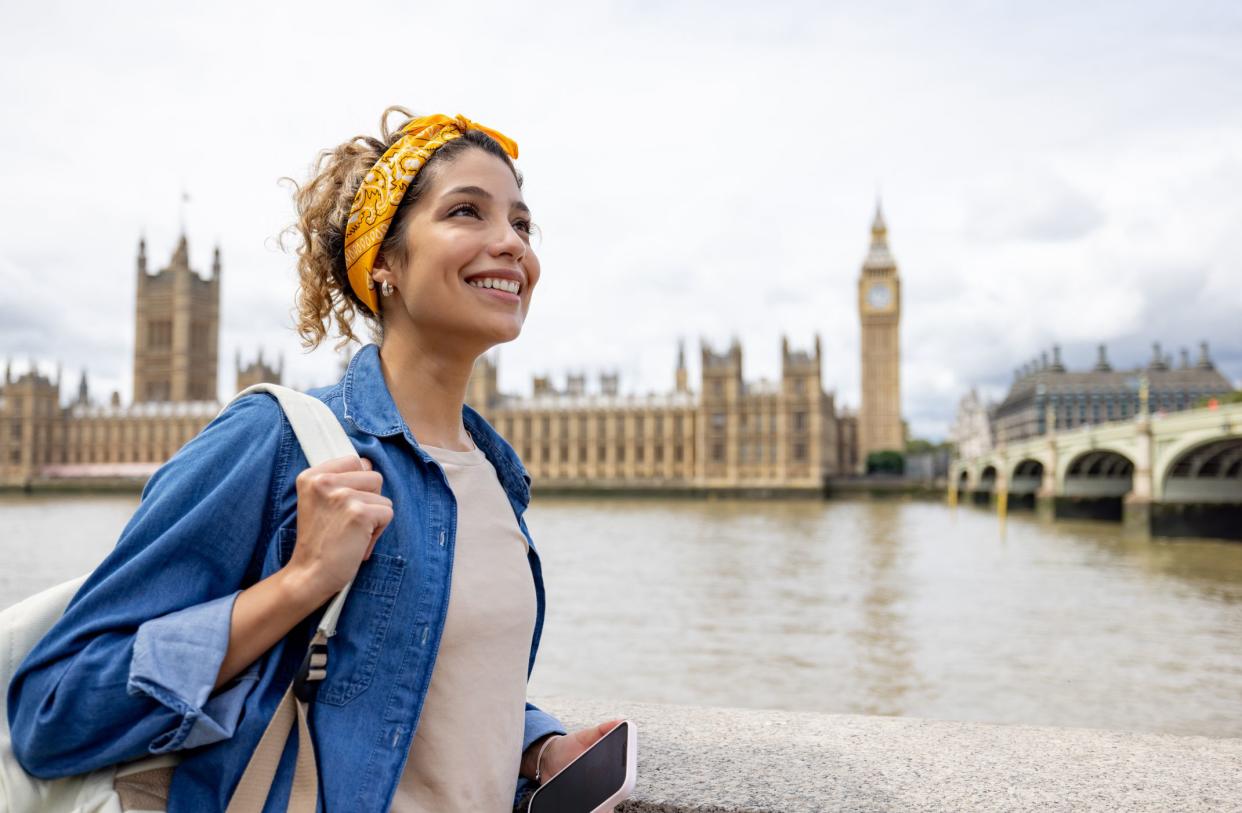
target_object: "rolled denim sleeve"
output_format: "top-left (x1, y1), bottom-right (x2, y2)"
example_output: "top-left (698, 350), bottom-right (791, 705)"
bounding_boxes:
top-left (513, 701), bottom-right (568, 805)
top-left (128, 591), bottom-right (261, 753)
top-left (7, 394), bottom-right (291, 779)
top-left (521, 701), bottom-right (566, 755)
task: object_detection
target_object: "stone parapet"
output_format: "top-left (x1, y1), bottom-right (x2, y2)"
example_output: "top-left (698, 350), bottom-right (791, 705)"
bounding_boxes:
top-left (533, 696), bottom-right (1242, 812)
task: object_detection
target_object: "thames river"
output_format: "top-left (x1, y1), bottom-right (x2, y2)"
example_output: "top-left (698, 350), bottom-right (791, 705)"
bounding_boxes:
top-left (3, 494), bottom-right (1240, 738)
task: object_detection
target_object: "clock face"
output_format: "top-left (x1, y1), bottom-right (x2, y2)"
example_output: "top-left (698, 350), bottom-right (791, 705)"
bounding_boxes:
top-left (867, 282), bottom-right (892, 310)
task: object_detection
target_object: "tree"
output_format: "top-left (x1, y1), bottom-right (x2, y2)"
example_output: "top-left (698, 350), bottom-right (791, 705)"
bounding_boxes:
top-left (866, 450), bottom-right (905, 475)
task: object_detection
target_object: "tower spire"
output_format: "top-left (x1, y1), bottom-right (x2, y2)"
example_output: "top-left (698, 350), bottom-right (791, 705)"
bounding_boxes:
top-left (863, 199), bottom-right (895, 271)
top-left (179, 189), bottom-right (190, 237)
top-left (872, 197), bottom-right (887, 242)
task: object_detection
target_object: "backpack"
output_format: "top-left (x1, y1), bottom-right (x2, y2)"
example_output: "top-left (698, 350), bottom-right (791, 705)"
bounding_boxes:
top-left (1, 384), bottom-right (362, 813)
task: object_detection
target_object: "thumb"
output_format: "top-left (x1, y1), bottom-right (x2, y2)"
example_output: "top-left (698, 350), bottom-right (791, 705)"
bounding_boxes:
top-left (580, 719), bottom-right (622, 746)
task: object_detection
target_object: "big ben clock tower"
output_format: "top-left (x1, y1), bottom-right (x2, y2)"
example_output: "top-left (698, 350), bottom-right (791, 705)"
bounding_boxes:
top-left (858, 202), bottom-right (903, 470)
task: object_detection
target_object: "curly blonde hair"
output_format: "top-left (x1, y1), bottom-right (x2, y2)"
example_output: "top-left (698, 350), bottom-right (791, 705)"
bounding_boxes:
top-left (283, 106), bottom-right (520, 351)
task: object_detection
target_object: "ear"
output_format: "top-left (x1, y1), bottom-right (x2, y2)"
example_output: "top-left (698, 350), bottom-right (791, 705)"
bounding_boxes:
top-left (370, 252), bottom-right (394, 288)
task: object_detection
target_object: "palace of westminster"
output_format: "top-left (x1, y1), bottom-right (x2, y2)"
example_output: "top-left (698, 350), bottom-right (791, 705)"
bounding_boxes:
top-left (0, 208), bottom-right (906, 490)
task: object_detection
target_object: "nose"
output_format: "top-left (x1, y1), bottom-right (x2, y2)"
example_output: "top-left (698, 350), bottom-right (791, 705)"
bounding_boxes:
top-left (488, 218), bottom-right (527, 262)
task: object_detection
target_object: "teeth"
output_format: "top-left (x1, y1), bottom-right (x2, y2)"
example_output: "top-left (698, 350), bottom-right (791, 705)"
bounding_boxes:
top-left (468, 277), bottom-right (520, 294)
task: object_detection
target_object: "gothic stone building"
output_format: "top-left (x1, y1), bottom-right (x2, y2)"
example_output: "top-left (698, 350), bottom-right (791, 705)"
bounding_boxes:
top-left (465, 336), bottom-right (857, 492)
top-left (3, 212), bottom-right (895, 489)
top-left (0, 236), bottom-right (279, 486)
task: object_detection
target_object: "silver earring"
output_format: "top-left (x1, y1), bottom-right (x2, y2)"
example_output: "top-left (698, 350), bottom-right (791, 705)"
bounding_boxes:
top-left (381, 280), bottom-right (394, 297)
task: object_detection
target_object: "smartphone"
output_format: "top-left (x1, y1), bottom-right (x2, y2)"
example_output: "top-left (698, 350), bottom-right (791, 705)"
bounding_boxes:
top-left (526, 720), bottom-right (637, 813)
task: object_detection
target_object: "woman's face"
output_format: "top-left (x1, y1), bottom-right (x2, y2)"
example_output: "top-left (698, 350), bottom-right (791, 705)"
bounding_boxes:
top-left (378, 147), bottom-right (540, 353)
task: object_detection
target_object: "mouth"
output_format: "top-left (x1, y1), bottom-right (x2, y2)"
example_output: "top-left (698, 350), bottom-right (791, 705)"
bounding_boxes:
top-left (464, 274), bottom-right (522, 304)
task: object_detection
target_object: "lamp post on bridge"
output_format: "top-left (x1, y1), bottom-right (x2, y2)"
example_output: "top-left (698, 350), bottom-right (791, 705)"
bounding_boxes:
top-left (1124, 373), bottom-right (1154, 538)
top-left (1036, 400), bottom-right (1058, 521)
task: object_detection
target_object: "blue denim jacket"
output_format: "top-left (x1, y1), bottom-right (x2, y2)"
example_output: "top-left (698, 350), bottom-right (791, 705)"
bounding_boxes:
top-left (8, 343), bottom-right (565, 811)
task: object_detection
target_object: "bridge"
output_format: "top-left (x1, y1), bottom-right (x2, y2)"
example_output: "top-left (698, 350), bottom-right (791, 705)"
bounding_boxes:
top-left (950, 402), bottom-right (1242, 540)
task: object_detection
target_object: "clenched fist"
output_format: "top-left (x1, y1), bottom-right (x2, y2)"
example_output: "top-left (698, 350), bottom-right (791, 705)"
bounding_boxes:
top-left (285, 455), bottom-right (394, 604)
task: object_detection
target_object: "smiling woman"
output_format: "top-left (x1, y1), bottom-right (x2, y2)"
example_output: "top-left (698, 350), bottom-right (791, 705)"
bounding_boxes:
top-left (6, 107), bottom-right (623, 813)
top-left (285, 108), bottom-right (536, 353)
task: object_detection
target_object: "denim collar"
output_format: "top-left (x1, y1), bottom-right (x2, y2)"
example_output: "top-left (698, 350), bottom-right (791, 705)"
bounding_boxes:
top-left (341, 343), bottom-right (530, 508)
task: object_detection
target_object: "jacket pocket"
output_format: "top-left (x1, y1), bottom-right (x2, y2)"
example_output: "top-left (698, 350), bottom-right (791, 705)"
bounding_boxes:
top-left (271, 526), bottom-right (406, 707)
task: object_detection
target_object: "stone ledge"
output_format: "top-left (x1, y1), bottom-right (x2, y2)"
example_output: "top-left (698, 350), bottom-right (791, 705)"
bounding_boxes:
top-left (532, 696), bottom-right (1242, 813)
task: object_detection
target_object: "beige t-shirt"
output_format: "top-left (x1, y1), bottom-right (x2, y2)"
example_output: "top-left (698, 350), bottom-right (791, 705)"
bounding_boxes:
top-left (390, 442), bottom-right (537, 813)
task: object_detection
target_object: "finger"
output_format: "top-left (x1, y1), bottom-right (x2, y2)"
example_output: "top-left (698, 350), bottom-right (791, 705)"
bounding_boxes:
top-left (365, 517), bottom-right (387, 557)
top-left (344, 503), bottom-right (393, 535)
top-left (314, 454), bottom-right (368, 474)
top-left (359, 457), bottom-right (373, 470)
top-left (325, 470), bottom-right (385, 493)
top-left (347, 491), bottom-right (392, 507)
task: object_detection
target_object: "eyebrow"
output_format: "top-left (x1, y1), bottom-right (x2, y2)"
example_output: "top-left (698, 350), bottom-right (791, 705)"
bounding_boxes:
top-left (444, 185), bottom-right (530, 214)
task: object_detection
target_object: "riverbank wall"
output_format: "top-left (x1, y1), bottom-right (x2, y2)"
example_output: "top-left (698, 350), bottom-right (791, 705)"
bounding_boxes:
top-left (537, 696), bottom-right (1242, 812)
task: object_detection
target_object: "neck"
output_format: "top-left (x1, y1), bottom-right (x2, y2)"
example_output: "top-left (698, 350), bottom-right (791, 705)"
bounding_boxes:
top-left (378, 328), bottom-right (479, 451)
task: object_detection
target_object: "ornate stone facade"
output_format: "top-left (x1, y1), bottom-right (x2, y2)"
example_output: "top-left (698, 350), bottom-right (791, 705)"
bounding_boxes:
top-left (467, 337), bottom-right (856, 491)
top-left (950, 389), bottom-right (995, 461)
top-left (133, 235), bottom-right (219, 403)
top-left (4, 214), bottom-right (895, 489)
top-left (1, 237), bottom-right (244, 486)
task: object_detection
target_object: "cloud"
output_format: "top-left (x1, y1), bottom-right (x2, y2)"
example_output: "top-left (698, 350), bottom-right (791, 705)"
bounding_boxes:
top-left (1, 0), bottom-right (1239, 443)
top-left (968, 173), bottom-right (1106, 244)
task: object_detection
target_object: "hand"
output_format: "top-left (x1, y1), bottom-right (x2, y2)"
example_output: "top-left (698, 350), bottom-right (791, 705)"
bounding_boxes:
top-left (527, 720), bottom-right (625, 811)
top-left (285, 455), bottom-right (393, 604)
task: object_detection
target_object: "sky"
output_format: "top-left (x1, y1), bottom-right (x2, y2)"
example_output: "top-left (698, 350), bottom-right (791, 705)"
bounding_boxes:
top-left (2, 0), bottom-right (1239, 440)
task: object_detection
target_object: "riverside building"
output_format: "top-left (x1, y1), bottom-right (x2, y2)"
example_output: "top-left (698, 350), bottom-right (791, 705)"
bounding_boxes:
top-left (992, 343), bottom-right (1234, 444)
top-left (3, 209), bottom-right (903, 490)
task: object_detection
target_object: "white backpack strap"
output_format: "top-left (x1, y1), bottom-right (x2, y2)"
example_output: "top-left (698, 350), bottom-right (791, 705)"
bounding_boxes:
top-left (228, 384), bottom-right (356, 638)
top-left (222, 384), bottom-right (365, 813)
top-left (232, 383), bottom-right (356, 467)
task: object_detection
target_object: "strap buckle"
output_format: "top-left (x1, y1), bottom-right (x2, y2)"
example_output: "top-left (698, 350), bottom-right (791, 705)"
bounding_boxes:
top-left (293, 640), bottom-right (329, 703)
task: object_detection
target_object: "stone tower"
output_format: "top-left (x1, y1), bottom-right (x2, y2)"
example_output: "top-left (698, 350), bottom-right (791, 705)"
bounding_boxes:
top-left (466, 352), bottom-right (501, 412)
top-left (698, 338), bottom-right (743, 482)
top-left (235, 348), bottom-right (283, 393)
top-left (857, 202), bottom-right (903, 469)
top-left (780, 334), bottom-right (828, 479)
top-left (675, 338), bottom-right (689, 394)
top-left (132, 236), bottom-right (220, 403)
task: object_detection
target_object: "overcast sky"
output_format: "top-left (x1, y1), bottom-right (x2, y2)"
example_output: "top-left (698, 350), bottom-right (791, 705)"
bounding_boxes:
top-left (2, 0), bottom-right (1239, 440)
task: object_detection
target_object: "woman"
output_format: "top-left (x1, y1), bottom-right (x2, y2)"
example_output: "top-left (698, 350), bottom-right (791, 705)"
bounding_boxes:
top-left (9, 109), bottom-right (620, 811)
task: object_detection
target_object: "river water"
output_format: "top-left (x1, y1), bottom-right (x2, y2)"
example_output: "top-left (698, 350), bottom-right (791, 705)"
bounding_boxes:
top-left (3, 494), bottom-right (1240, 738)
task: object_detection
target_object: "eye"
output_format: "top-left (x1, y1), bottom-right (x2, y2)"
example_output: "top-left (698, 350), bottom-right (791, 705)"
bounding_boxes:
top-left (512, 217), bottom-right (534, 235)
top-left (448, 202), bottom-right (481, 218)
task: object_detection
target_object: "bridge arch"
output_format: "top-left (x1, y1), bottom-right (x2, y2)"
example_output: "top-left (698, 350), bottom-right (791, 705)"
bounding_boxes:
top-left (1160, 436), bottom-right (1242, 503)
top-left (1009, 458), bottom-right (1045, 496)
top-left (1061, 449), bottom-right (1135, 498)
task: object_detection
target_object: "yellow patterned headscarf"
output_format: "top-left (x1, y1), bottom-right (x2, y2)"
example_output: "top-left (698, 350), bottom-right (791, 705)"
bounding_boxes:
top-left (343, 113), bottom-right (520, 313)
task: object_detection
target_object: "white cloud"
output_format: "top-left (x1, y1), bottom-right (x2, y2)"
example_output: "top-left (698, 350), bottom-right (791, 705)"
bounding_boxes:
top-left (1, 0), bottom-right (1239, 441)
